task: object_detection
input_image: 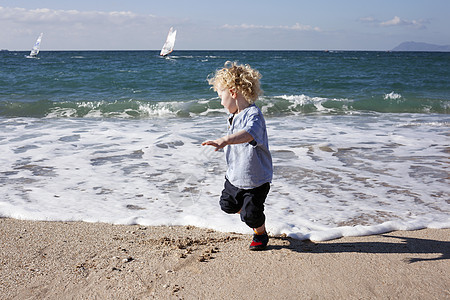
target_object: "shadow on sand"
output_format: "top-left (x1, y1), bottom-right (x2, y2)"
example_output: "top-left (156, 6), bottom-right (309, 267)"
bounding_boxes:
top-left (268, 233), bottom-right (449, 263)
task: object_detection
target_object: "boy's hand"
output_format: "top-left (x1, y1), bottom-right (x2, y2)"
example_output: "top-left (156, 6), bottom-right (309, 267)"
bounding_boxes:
top-left (202, 131), bottom-right (254, 151)
top-left (202, 137), bottom-right (228, 151)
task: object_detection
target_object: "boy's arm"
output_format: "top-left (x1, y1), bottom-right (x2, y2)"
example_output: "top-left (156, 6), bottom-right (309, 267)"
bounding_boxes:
top-left (202, 130), bottom-right (253, 151)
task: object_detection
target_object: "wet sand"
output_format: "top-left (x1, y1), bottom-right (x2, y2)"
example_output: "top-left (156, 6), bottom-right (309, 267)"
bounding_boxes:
top-left (0, 218), bottom-right (448, 299)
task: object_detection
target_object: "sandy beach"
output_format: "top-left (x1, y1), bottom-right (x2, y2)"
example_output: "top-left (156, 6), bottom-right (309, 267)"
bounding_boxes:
top-left (0, 218), bottom-right (448, 300)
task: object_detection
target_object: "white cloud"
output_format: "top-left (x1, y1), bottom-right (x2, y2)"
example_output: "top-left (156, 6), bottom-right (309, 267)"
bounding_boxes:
top-left (381, 16), bottom-right (403, 26)
top-left (222, 22), bottom-right (321, 32)
top-left (0, 6), bottom-right (147, 24)
top-left (0, 6), bottom-right (177, 49)
top-left (359, 15), bottom-right (427, 29)
top-left (380, 16), bottom-right (427, 29)
top-left (359, 16), bottom-right (377, 23)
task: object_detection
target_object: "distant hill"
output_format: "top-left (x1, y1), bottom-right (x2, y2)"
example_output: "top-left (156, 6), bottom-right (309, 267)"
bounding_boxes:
top-left (392, 41), bottom-right (450, 52)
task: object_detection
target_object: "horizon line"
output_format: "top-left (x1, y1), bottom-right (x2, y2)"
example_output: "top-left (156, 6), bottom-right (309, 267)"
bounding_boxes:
top-left (1, 49), bottom-right (425, 52)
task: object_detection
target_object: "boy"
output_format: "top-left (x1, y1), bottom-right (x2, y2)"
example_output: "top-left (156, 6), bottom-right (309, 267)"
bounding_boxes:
top-left (202, 61), bottom-right (273, 251)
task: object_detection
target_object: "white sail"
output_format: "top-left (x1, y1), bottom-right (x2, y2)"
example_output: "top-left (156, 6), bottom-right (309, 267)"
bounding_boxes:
top-left (29, 33), bottom-right (43, 57)
top-left (160, 27), bottom-right (176, 56)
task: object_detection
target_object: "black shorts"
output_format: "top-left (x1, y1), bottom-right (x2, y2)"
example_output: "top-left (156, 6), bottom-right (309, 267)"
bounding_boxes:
top-left (219, 178), bottom-right (270, 228)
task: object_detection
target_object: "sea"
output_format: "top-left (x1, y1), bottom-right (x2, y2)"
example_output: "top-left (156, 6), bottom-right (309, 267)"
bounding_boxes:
top-left (0, 50), bottom-right (449, 241)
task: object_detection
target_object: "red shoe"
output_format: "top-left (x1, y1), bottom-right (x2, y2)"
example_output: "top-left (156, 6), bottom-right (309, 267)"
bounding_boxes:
top-left (249, 232), bottom-right (269, 251)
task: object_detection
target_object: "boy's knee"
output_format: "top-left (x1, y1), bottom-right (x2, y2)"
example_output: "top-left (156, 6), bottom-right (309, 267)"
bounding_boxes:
top-left (220, 179), bottom-right (241, 214)
top-left (220, 198), bottom-right (240, 214)
top-left (240, 210), bottom-right (265, 228)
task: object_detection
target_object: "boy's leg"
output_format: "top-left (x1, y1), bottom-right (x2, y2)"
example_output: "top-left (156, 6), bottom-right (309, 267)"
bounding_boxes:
top-left (239, 183), bottom-right (270, 229)
top-left (219, 179), bottom-right (243, 214)
top-left (239, 183), bottom-right (270, 251)
top-left (253, 223), bottom-right (266, 235)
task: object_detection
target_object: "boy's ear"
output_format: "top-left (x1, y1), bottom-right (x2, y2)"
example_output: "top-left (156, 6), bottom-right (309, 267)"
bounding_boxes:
top-left (229, 88), bottom-right (237, 98)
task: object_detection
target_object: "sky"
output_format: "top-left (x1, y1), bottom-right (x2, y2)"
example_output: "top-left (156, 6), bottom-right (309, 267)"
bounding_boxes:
top-left (1, 0), bottom-right (449, 51)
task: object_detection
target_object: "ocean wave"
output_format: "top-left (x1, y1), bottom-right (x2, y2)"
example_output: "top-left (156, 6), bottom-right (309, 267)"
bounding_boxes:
top-left (259, 94), bottom-right (348, 115)
top-left (384, 91), bottom-right (402, 100)
top-left (0, 94), bottom-right (448, 119)
top-left (259, 94), bottom-right (448, 115)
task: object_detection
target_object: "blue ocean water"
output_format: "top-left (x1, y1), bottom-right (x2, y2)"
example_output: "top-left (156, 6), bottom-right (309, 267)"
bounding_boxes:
top-left (0, 50), bottom-right (449, 240)
top-left (1, 50), bottom-right (449, 117)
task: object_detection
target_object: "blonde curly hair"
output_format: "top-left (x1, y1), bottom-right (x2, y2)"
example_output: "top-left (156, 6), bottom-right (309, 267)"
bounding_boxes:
top-left (208, 61), bottom-right (263, 104)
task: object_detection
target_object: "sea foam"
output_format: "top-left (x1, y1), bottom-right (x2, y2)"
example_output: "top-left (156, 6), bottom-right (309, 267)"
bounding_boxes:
top-left (0, 113), bottom-right (448, 241)
top-left (384, 91), bottom-right (402, 100)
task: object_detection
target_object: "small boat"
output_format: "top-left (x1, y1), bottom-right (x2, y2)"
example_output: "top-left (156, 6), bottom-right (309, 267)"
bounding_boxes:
top-left (26, 33), bottom-right (43, 58)
top-left (160, 27), bottom-right (177, 57)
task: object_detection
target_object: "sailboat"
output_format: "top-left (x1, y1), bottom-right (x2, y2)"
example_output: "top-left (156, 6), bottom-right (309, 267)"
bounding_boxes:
top-left (160, 27), bottom-right (177, 57)
top-left (26, 33), bottom-right (43, 58)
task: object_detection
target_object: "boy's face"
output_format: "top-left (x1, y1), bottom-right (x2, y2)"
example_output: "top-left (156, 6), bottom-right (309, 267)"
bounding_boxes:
top-left (217, 88), bottom-right (237, 114)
